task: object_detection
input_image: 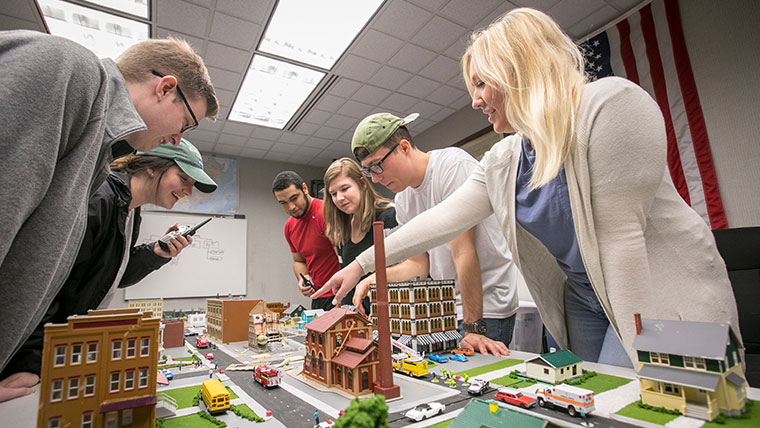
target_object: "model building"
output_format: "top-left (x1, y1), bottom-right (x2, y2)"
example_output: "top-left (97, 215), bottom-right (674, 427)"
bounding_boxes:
top-left (525, 349), bottom-right (583, 384)
top-left (206, 298), bottom-right (263, 343)
top-left (369, 278), bottom-right (461, 355)
top-left (302, 307), bottom-right (379, 396)
top-left (37, 308), bottom-right (160, 428)
top-left (632, 313), bottom-right (746, 421)
top-left (248, 300), bottom-right (282, 347)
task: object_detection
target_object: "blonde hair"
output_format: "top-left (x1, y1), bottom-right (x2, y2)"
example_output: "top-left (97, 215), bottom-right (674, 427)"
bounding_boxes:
top-left (462, 8), bottom-right (586, 189)
top-left (323, 158), bottom-right (392, 245)
top-left (115, 38), bottom-right (219, 120)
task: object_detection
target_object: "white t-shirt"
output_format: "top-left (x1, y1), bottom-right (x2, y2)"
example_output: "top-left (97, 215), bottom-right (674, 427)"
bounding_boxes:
top-left (395, 147), bottom-right (519, 319)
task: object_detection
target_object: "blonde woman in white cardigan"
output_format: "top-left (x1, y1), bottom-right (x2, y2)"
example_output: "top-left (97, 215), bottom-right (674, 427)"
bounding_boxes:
top-left (315, 8), bottom-right (740, 367)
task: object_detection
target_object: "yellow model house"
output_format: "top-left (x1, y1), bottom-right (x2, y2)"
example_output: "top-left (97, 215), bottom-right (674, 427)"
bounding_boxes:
top-left (632, 314), bottom-right (747, 421)
top-left (525, 349), bottom-right (583, 384)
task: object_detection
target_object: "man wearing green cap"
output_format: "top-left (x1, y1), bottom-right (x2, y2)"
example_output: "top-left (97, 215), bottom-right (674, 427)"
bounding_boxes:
top-left (0, 139), bottom-right (217, 388)
top-left (326, 112), bottom-right (520, 356)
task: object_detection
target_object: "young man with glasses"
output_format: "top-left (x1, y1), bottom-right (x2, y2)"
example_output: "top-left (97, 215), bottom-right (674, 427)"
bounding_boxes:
top-left (0, 31), bottom-right (218, 401)
top-left (324, 112), bottom-right (522, 356)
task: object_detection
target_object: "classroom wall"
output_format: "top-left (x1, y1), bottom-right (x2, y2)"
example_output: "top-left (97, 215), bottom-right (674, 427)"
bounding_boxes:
top-left (415, 0), bottom-right (760, 229)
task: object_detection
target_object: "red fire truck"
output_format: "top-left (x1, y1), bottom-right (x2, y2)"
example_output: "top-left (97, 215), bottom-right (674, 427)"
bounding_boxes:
top-left (253, 365), bottom-right (282, 388)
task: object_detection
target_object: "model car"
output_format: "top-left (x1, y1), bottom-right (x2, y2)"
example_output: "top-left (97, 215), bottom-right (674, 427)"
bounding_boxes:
top-left (315, 420), bottom-right (334, 428)
top-left (467, 378), bottom-right (490, 395)
top-left (184, 329), bottom-right (196, 337)
top-left (449, 353), bottom-right (468, 362)
top-left (451, 348), bottom-right (475, 356)
top-left (196, 336), bottom-right (208, 348)
top-left (160, 369), bottom-right (174, 380)
top-left (427, 353), bottom-right (448, 363)
top-left (404, 402), bottom-right (445, 422)
top-left (495, 387), bottom-right (536, 408)
top-left (206, 352), bottom-right (214, 360)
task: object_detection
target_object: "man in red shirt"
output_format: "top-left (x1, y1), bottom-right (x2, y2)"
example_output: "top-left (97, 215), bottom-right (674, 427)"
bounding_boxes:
top-left (273, 171), bottom-right (339, 311)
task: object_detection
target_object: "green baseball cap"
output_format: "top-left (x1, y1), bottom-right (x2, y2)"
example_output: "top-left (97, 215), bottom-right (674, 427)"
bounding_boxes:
top-left (137, 139), bottom-right (217, 193)
top-left (351, 112), bottom-right (419, 161)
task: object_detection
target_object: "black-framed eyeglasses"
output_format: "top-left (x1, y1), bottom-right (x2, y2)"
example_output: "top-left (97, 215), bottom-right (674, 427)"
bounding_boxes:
top-left (360, 144), bottom-right (399, 176)
top-left (151, 70), bottom-right (198, 133)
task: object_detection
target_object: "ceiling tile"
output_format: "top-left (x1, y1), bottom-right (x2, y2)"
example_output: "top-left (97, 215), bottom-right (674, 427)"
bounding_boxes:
top-left (408, 118), bottom-right (436, 134)
top-left (187, 129), bottom-right (219, 143)
top-left (294, 122), bottom-right (319, 136)
top-left (412, 16), bottom-right (468, 53)
top-left (373, 1), bottom-right (432, 40)
top-left (5, 0), bottom-right (40, 21)
top-left (328, 78), bottom-right (362, 99)
top-left (337, 100), bottom-right (375, 120)
top-left (453, 93), bottom-right (474, 109)
top-left (217, 134), bottom-right (248, 146)
top-left (388, 43), bottom-right (437, 73)
top-left (303, 136), bottom-right (332, 149)
top-left (250, 127), bottom-right (282, 140)
top-left (325, 113), bottom-right (358, 130)
top-left (214, 143), bottom-right (244, 156)
top-left (278, 133), bottom-right (309, 144)
top-left (427, 85), bottom-right (467, 106)
top-left (240, 147), bottom-right (268, 159)
top-left (303, 109), bottom-right (332, 125)
top-left (215, 0), bottom-right (273, 24)
top-left (352, 85), bottom-right (392, 106)
top-left (209, 12), bottom-right (261, 50)
top-left (197, 118), bottom-right (223, 132)
top-left (419, 55), bottom-right (461, 83)
top-left (408, 0), bottom-right (448, 12)
top-left (289, 153), bottom-right (317, 165)
top-left (156, 0), bottom-right (211, 38)
top-left (409, 99), bottom-right (442, 120)
top-left (314, 126), bottom-right (343, 140)
top-left (204, 42), bottom-right (251, 72)
top-left (512, 0), bottom-right (562, 10)
top-left (370, 66), bottom-right (413, 91)
top-left (443, 37), bottom-right (468, 61)
top-left (315, 94), bottom-right (347, 113)
top-left (334, 54), bottom-right (382, 81)
top-left (547, 0), bottom-right (604, 31)
top-left (192, 140), bottom-right (215, 152)
top-left (155, 28), bottom-right (206, 55)
top-left (293, 146), bottom-right (322, 158)
top-left (214, 88), bottom-right (236, 107)
top-left (609, 0), bottom-right (642, 11)
top-left (351, 30), bottom-right (406, 63)
top-left (475, 3), bottom-right (516, 29)
top-left (269, 142), bottom-right (300, 155)
top-left (430, 106), bottom-right (457, 123)
top-left (398, 75), bottom-right (440, 99)
top-left (439, 0), bottom-right (505, 28)
top-left (246, 138), bottom-right (275, 150)
top-left (380, 93), bottom-right (418, 113)
top-left (264, 151), bottom-right (293, 162)
top-left (221, 120), bottom-right (254, 137)
top-left (206, 66), bottom-right (241, 91)
top-left (568, 5), bottom-right (619, 40)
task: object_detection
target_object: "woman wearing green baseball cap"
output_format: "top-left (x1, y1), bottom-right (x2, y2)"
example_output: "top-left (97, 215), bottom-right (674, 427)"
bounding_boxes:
top-left (0, 139), bottom-right (216, 384)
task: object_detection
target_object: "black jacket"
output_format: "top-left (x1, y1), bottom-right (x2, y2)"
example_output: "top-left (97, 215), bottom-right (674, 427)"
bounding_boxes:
top-left (2, 172), bottom-right (170, 376)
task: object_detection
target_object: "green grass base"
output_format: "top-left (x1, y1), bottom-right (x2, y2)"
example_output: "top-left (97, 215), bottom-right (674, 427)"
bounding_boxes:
top-left (616, 401), bottom-right (680, 426)
top-left (454, 358), bottom-right (523, 378)
top-left (568, 372), bottom-right (632, 395)
top-left (157, 413), bottom-right (220, 428)
top-left (426, 418), bottom-right (453, 428)
top-left (702, 400), bottom-right (760, 428)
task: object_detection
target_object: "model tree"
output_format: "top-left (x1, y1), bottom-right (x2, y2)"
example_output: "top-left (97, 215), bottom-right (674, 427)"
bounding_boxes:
top-left (333, 395), bottom-right (389, 428)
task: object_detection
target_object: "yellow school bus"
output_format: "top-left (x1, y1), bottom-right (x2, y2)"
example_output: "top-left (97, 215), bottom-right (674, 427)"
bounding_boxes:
top-left (392, 353), bottom-right (429, 377)
top-left (201, 379), bottom-right (230, 414)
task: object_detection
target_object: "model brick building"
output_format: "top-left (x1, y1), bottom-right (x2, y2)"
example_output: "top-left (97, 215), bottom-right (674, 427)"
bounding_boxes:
top-left (369, 279), bottom-right (461, 354)
top-left (206, 298), bottom-right (264, 343)
top-left (303, 307), bottom-right (379, 396)
top-left (127, 298), bottom-right (164, 320)
top-left (248, 300), bottom-right (283, 347)
top-left (632, 314), bottom-right (747, 421)
top-left (37, 308), bottom-right (160, 428)
top-left (161, 318), bottom-right (184, 349)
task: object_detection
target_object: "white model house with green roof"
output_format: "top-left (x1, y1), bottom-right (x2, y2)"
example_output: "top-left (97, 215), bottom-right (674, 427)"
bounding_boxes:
top-left (632, 314), bottom-right (746, 421)
top-left (525, 349), bottom-right (583, 384)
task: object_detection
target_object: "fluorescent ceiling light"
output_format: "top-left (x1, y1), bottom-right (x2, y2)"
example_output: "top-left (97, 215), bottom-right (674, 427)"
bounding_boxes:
top-left (38, 0), bottom-right (149, 59)
top-left (259, 0), bottom-right (384, 69)
top-left (229, 55), bottom-right (326, 129)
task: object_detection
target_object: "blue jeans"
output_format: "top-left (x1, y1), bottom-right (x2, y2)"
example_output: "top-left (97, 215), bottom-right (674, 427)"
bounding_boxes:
top-left (457, 314), bottom-right (516, 347)
top-left (561, 281), bottom-right (632, 367)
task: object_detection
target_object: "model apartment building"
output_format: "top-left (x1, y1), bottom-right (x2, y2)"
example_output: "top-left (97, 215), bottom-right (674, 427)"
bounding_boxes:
top-left (206, 298), bottom-right (263, 343)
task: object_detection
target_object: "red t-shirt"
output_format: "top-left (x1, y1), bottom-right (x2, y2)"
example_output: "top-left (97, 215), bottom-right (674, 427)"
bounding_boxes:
top-left (284, 198), bottom-right (338, 297)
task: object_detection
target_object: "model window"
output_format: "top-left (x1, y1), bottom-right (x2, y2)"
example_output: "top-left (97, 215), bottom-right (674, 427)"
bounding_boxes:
top-left (362, 370), bottom-right (369, 390)
top-left (140, 337), bottom-right (150, 356)
top-left (684, 356), bottom-right (706, 370)
top-left (126, 338), bottom-right (136, 358)
top-left (650, 352), bottom-right (669, 365)
top-left (84, 375), bottom-right (95, 397)
top-left (81, 412), bottom-right (93, 428)
top-left (71, 343), bottom-right (83, 365)
top-left (110, 372), bottom-right (120, 393)
top-left (68, 377), bottom-right (79, 399)
top-left (54, 345), bottom-right (66, 367)
top-left (48, 418), bottom-right (60, 428)
top-left (51, 379), bottom-right (63, 402)
top-left (122, 409), bottom-right (133, 425)
top-left (124, 370), bottom-right (135, 390)
top-left (86, 342), bottom-right (98, 363)
top-left (105, 412), bottom-right (118, 428)
top-left (111, 340), bottom-right (122, 360)
top-left (544, 368), bottom-right (550, 375)
top-left (138, 368), bottom-right (148, 388)
top-left (663, 383), bottom-right (681, 395)
top-left (347, 370), bottom-right (353, 388)
top-left (319, 333), bottom-right (323, 346)
top-left (336, 334), bottom-right (343, 347)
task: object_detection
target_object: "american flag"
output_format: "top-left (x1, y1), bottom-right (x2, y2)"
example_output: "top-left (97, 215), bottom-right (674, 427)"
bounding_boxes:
top-left (580, 0), bottom-right (727, 229)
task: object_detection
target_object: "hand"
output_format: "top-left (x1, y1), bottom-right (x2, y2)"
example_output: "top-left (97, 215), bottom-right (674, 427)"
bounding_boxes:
top-left (154, 225), bottom-right (193, 258)
top-left (0, 372), bottom-right (38, 403)
top-left (298, 274), bottom-right (315, 297)
top-left (459, 333), bottom-right (510, 357)
top-left (312, 261), bottom-right (364, 305)
top-left (352, 277), bottom-right (373, 316)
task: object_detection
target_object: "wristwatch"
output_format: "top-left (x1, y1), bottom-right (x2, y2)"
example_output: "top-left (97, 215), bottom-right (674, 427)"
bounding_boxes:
top-left (462, 319), bottom-right (487, 335)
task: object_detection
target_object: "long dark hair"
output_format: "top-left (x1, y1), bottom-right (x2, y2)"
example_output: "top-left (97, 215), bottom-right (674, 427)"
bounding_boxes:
top-left (110, 154), bottom-right (177, 195)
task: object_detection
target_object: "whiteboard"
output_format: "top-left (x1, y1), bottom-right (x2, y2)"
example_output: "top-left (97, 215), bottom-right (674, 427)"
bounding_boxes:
top-left (124, 212), bottom-right (246, 299)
